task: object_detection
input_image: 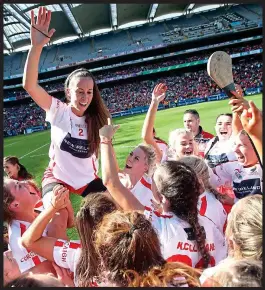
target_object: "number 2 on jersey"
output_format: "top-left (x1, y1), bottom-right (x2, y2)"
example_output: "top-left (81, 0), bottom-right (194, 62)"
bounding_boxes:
top-left (79, 128), bottom-right (84, 136)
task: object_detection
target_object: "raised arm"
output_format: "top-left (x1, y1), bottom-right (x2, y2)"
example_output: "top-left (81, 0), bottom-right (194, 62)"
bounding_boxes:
top-left (100, 119), bottom-right (144, 211)
top-left (23, 7), bottom-right (55, 111)
top-left (240, 100), bottom-right (262, 162)
top-left (228, 84), bottom-right (248, 136)
top-left (141, 83), bottom-right (167, 163)
top-left (21, 185), bottom-right (69, 261)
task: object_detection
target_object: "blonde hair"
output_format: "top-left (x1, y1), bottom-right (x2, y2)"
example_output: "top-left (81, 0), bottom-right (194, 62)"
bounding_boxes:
top-left (211, 259), bottom-right (262, 287)
top-left (126, 262), bottom-right (201, 287)
top-left (226, 195), bottom-right (262, 260)
top-left (178, 156), bottom-right (222, 200)
top-left (137, 144), bottom-right (156, 177)
top-left (167, 129), bottom-right (198, 160)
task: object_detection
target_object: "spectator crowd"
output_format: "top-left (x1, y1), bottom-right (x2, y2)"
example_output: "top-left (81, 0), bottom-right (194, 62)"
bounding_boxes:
top-left (4, 57), bottom-right (262, 136)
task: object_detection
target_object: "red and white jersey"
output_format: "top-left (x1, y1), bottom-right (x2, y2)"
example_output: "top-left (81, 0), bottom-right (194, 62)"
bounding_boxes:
top-left (204, 138), bottom-right (237, 168)
top-left (198, 191), bottom-right (227, 234)
top-left (210, 162), bottom-right (262, 201)
top-left (120, 175), bottom-right (154, 208)
top-left (144, 208), bottom-right (227, 268)
top-left (44, 97), bottom-right (98, 190)
top-left (53, 239), bottom-right (99, 287)
top-left (53, 239), bottom-right (81, 277)
top-left (8, 220), bottom-right (47, 273)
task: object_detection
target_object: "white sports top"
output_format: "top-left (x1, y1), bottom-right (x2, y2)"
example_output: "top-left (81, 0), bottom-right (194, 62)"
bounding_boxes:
top-left (53, 239), bottom-right (100, 287)
top-left (198, 191), bottom-right (227, 233)
top-left (144, 208), bottom-right (227, 268)
top-left (120, 175), bottom-right (154, 208)
top-left (210, 162), bottom-right (262, 200)
top-left (45, 97), bottom-right (98, 189)
top-left (8, 220), bottom-right (47, 273)
top-left (204, 137), bottom-right (237, 168)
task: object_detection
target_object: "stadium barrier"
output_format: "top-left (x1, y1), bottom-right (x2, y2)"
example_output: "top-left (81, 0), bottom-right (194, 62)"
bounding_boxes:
top-left (25, 123), bottom-right (51, 134)
top-left (5, 86), bottom-right (262, 137)
top-left (25, 126), bottom-right (45, 134)
top-left (110, 87), bottom-right (262, 118)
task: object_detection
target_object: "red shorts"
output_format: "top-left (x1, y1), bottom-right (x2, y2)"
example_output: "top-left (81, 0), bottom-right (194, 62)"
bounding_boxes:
top-left (41, 167), bottom-right (106, 197)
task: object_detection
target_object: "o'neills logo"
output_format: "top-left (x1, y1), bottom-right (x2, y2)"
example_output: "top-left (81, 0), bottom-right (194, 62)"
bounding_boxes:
top-left (20, 251), bottom-right (37, 262)
top-left (61, 242), bottom-right (70, 263)
top-left (177, 242), bottom-right (215, 252)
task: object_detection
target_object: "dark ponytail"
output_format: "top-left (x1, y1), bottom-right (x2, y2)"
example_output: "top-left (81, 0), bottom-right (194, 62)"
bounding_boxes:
top-left (4, 156), bottom-right (33, 180)
top-left (155, 161), bottom-right (211, 268)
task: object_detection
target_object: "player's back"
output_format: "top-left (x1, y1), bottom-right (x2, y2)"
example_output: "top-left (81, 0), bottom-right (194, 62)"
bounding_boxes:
top-left (144, 208), bottom-right (227, 268)
top-left (198, 191), bottom-right (227, 233)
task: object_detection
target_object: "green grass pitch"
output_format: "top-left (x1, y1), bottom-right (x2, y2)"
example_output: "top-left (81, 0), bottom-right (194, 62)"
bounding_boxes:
top-left (4, 95), bottom-right (262, 239)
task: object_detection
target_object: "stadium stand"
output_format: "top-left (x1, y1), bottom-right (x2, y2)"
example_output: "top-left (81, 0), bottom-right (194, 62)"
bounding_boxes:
top-left (3, 4), bottom-right (261, 78)
top-left (4, 56), bottom-right (262, 136)
top-left (3, 4), bottom-right (263, 288)
top-left (3, 3), bottom-right (262, 137)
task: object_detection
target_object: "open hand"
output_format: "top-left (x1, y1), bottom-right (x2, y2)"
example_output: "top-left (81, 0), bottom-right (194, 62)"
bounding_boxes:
top-left (30, 6), bottom-right (56, 47)
top-left (152, 83), bottom-right (167, 103)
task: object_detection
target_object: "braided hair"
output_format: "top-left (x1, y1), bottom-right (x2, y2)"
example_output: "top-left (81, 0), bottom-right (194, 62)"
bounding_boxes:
top-left (154, 161), bottom-right (211, 268)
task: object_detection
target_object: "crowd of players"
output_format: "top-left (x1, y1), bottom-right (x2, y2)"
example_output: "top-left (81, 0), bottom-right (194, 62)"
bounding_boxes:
top-left (3, 7), bottom-right (262, 287)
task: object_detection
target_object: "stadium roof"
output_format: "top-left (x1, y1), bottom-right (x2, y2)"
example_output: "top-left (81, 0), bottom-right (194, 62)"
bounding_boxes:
top-left (4, 3), bottom-right (231, 53)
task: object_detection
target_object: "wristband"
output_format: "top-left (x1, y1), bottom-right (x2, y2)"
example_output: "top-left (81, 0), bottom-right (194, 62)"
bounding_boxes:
top-left (100, 140), bottom-right (112, 145)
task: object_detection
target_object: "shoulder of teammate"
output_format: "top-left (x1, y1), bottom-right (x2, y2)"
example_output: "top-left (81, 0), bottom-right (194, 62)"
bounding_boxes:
top-left (198, 215), bottom-right (226, 252)
top-left (46, 97), bottom-right (69, 125)
top-left (200, 257), bottom-right (231, 286)
top-left (144, 206), bottom-right (174, 234)
top-left (53, 239), bottom-right (81, 272)
top-left (202, 130), bottom-right (214, 139)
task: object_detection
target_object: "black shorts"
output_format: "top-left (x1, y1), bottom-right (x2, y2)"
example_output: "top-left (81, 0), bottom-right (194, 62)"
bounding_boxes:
top-left (42, 178), bottom-right (107, 198)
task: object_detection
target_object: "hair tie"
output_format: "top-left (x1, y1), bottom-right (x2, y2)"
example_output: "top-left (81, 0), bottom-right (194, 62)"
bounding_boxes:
top-left (126, 225), bottom-right (139, 238)
top-left (31, 25), bottom-right (51, 38)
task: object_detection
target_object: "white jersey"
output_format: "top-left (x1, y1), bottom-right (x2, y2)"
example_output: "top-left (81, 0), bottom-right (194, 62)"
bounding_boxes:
top-left (198, 191), bottom-right (227, 234)
top-left (210, 162), bottom-right (262, 200)
top-left (144, 208), bottom-right (227, 268)
top-left (8, 220), bottom-right (47, 273)
top-left (53, 239), bottom-right (81, 277)
top-left (45, 97), bottom-right (98, 189)
top-left (34, 199), bottom-right (44, 212)
top-left (204, 137), bottom-right (237, 168)
top-left (199, 257), bottom-right (232, 286)
top-left (53, 239), bottom-right (99, 287)
top-left (120, 175), bottom-right (154, 208)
